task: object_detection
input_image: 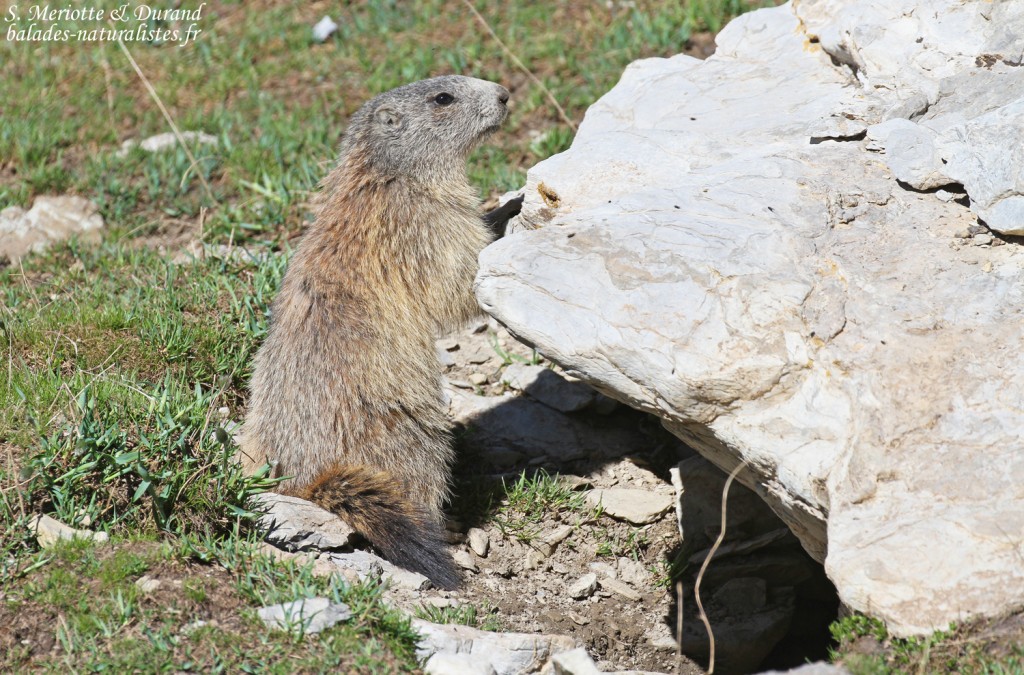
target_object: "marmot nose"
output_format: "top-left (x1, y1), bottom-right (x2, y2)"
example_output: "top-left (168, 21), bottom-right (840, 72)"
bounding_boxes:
top-left (498, 88), bottom-right (510, 106)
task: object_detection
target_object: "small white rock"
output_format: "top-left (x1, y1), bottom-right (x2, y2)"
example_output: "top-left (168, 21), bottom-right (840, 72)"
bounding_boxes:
top-left (453, 550), bottom-right (478, 572)
top-left (598, 577), bottom-right (641, 601)
top-left (257, 597), bottom-right (352, 634)
top-left (568, 573), bottom-right (598, 600)
top-left (135, 575), bottom-right (162, 593)
top-left (467, 528), bottom-right (490, 557)
top-left (30, 514), bottom-right (108, 548)
top-left (469, 373), bottom-right (489, 386)
top-left (311, 15), bottom-right (338, 43)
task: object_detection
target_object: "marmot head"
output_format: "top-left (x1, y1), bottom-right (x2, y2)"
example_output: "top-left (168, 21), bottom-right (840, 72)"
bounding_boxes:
top-left (342, 75), bottom-right (511, 181)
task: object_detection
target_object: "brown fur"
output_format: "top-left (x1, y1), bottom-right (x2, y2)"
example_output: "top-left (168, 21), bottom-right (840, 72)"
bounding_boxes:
top-left (238, 76), bottom-right (510, 587)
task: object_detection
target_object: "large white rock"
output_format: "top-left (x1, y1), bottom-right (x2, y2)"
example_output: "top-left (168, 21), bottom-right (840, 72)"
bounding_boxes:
top-left (475, 0), bottom-right (1024, 636)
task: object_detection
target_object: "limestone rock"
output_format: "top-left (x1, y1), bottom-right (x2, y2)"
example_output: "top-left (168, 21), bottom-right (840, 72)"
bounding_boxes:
top-left (467, 528), bottom-right (490, 557)
top-left (326, 550), bottom-right (431, 590)
top-left (475, 0), bottom-right (1024, 636)
top-left (598, 577), bottom-right (640, 602)
top-left (30, 514), bottom-right (108, 548)
top-left (254, 492), bottom-right (355, 552)
top-left (550, 647), bottom-right (601, 675)
top-left (425, 653), bottom-right (497, 675)
top-left (585, 488), bottom-right (672, 525)
top-left (568, 573), bottom-right (597, 600)
top-left (257, 597), bottom-right (352, 634)
top-left (0, 196), bottom-right (104, 263)
top-left (118, 131), bottom-right (218, 156)
top-left (412, 619), bottom-right (575, 675)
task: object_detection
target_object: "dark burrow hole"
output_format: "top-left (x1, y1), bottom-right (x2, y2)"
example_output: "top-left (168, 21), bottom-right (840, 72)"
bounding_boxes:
top-left (448, 397), bottom-right (840, 674)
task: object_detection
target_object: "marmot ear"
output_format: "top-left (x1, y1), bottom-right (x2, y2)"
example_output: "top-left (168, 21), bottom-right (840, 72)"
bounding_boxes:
top-left (374, 107), bottom-right (403, 129)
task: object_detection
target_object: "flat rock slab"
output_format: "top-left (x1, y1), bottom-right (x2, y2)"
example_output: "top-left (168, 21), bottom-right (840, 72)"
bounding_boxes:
top-left (585, 488), bottom-right (673, 525)
top-left (0, 195), bottom-right (104, 263)
top-left (413, 619), bottom-right (575, 675)
top-left (475, 0), bottom-right (1024, 636)
top-left (257, 597), bottom-right (352, 634)
top-left (254, 492), bottom-right (356, 552)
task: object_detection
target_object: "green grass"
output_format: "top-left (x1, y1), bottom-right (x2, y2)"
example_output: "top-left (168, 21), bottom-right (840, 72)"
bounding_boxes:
top-left (491, 469), bottom-right (587, 543)
top-left (829, 615), bottom-right (1024, 675)
top-left (0, 0), bottom-right (777, 670)
top-left (415, 601), bottom-right (502, 632)
top-left (2, 535), bottom-right (419, 672)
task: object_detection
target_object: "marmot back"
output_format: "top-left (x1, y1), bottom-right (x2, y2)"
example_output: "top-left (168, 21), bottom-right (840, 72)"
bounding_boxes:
top-left (238, 76), bottom-right (512, 588)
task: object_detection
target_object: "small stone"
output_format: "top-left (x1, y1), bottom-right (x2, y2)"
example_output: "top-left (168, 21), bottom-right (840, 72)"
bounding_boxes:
top-left (588, 561), bottom-right (617, 579)
top-left (448, 379), bottom-right (475, 390)
top-left (982, 261), bottom-right (993, 273)
top-left (257, 597), bottom-right (352, 634)
top-left (973, 233), bottom-right (994, 245)
top-left (30, 514), bottom-right (108, 548)
top-left (135, 575), bottom-right (162, 593)
top-left (645, 622), bottom-right (678, 651)
top-left (616, 557), bottom-right (651, 587)
top-left (536, 524), bottom-right (574, 557)
top-left (311, 15), bottom-right (338, 43)
top-left (467, 528), bottom-right (490, 557)
top-left (568, 612), bottom-right (591, 626)
top-left (453, 550), bottom-right (478, 572)
top-left (598, 577), bottom-right (641, 601)
top-left (425, 653), bottom-right (497, 675)
top-left (525, 549), bottom-right (548, 570)
top-left (569, 573), bottom-right (598, 599)
top-left (469, 373), bottom-right (489, 386)
top-left (586, 488), bottom-right (673, 525)
top-left (550, 647), bottom-right (602, 675)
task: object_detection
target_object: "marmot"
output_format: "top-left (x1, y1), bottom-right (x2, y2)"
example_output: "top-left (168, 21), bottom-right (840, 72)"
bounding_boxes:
top-left (238, 76), bottom-right (514, 589)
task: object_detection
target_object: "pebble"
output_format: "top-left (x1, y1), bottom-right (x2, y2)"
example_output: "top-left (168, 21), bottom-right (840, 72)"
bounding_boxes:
top-left (524, 549), bottom-right (548, 570)
top-left (311, 15), bottom-right (339, 42)
top-left (598, 577), bottom-right (641, 601)
top-left (452, 550), bottom-right (478, 572)
top-left (135, 575), bottom-right (162, 593)
top-left (536, 524), bottom-right (574, 557)
top-left (569, 573), bottom-right (598, 599)
top-left (469, 373), bottom-right (489, 386)
top-left (467, 528), bottom-right (490, 557)
top-left (973, 233), bottom-right (994, 245)
top-left (616, 557), bottom-right (651, 587)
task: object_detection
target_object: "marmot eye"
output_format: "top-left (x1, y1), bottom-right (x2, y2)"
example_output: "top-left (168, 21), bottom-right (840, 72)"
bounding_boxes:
top-left (434, 93), bottom-right (455, 106)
